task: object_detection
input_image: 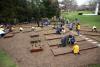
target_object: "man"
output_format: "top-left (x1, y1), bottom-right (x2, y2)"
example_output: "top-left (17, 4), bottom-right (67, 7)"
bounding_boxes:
top-left (72, 42), bottom-right (80, 55)
top-left (92, 25), bottom-right (97, 32)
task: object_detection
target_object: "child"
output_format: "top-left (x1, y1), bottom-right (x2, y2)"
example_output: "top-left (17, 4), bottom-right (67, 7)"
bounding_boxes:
top-left (76, 23), bottom-right (80, 36)
top-left (31, 26), bottom-right (35, 31)
top-left (72, 42), bottom-right (80, 55)
top-left (61, 35), bottom-right (69, 47)
top-left (68, 35), bottom-right (75, 45)
top-left (56, 27), bottom-right (62, 34)
top-left (0, 28), bottom-right (5, 37)
top-left (19, 27), bottom-right (24, 31)
top-left (52, 25), bottom-right (55, 29)
top-left (92, 25), bottom-right (97, 32)
top-left (62, 28), bottom-right (66, 34)
top-left (69, 23), bottom-right (74, 30)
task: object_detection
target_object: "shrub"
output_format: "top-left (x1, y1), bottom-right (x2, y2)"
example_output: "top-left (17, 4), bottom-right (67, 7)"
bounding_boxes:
top-left (78, 13), bottom-right (83, 15)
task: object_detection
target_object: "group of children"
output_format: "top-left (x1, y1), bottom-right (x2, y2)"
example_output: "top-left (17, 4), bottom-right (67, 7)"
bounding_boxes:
top-left (52, 19), bottom-right (80, 55)
top-left (56, 18), bottom-right (98, 55)
top-left (51, 21), bottom-right (80, 55)
top-left (68, 22), bottom-right (80, 55)
top-left (60, 34), bottom-right (80, 55)
top-left (0, 18), bottom-right (98, 55)
top-left (68, 22), bottom-right (80, 35)
top-left (19, 26), bottom-right (36, 32)
top-left (0, 24), bottom-right (37, 38)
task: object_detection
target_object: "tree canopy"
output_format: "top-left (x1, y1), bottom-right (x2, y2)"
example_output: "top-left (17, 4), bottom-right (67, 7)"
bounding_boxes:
top-left (0, 0), bottom-right (60, 24)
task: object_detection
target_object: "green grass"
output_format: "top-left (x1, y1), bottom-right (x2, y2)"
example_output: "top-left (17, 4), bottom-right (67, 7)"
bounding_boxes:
top-left (62, 11), bottom-right (100, 28)
top-left (0, 50), bottom-right (17, 67)
top-left (88, 64), bottom-right (100, 67)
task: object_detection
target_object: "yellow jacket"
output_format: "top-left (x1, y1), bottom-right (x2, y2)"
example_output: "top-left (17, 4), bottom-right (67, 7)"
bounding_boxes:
top-left (0, 28), bottom-right (4, 31)
top-left (77, 25), bottom-right (80, 30)
top-left (73, 44), bottom-right (79, 54)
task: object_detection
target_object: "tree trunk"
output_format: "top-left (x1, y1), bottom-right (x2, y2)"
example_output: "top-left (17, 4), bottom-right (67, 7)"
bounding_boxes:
top-left (36, 19), bottom-right (40, 27)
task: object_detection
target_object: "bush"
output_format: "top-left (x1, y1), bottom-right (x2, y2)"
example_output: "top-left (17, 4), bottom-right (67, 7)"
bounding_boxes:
top-left (78, 13), bottom-right (83, 15)
top-left (98, 12), bottom-right (100, 15)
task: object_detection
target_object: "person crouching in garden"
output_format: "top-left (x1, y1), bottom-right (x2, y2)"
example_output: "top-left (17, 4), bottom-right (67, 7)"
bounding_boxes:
top-left (19, 27), bottom-right (24, 31)
top-left (60, 34), bottom-right (75, 47)
top-left (92, 25), bottom-right (97, 32)
top-left (72, 42), bottom-right (80, 55)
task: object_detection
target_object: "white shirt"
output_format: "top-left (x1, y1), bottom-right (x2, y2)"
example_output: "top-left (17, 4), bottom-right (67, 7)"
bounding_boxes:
top-left (32, 27), bottom-right (35, 29)
top-left (0, 30), bottom-right (5, 34)
top-left (62, 29), bottom-right (66, 33)
top-left (92, 26), bottom-right (96, 29)
top-left (19, 27), bottom-right (24, 31)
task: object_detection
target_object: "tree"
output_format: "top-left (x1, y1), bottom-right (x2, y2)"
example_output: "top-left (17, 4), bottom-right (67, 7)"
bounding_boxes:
top-left (60, 0), bottom-right (77, 11)
top-left (88, 0), bottom-right (100, 12)
top-left (42, 0), bottom-right (60, 18)
top-left (0, 0), bottom-right (60, 25)
top-left (31, 0), bottom-right (60, 26)
top-left (0, 0), bottom-right (16, 24)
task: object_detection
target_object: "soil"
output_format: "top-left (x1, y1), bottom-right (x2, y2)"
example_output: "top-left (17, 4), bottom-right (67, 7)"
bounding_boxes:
top-left (0, 24), bottom-right (100, 67)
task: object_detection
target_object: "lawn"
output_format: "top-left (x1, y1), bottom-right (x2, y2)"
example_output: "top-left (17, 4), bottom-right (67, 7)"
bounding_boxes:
top-left (88, 64), bottom-right (100, 67)
top-left (61, 11), bottom-right (100, 28)
top-left (0, 50), bottom-right (17, 67)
